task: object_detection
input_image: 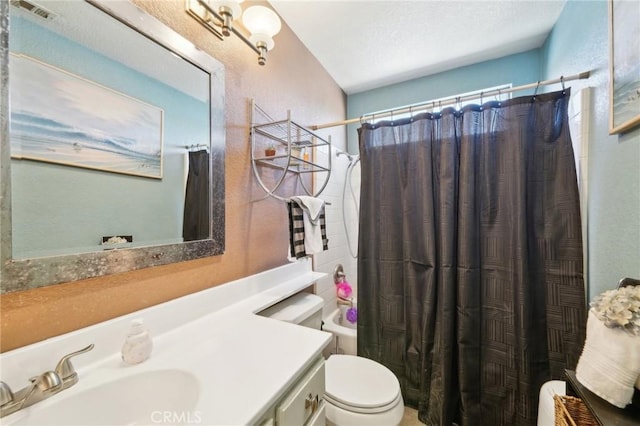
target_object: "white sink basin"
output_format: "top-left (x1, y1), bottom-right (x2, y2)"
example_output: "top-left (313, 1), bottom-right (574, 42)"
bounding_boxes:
top-left (6, 370), bottom-right (200, 426)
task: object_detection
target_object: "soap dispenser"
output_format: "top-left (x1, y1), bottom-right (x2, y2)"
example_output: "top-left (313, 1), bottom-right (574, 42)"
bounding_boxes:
top-left (121, 318), bottom-right (153, 365)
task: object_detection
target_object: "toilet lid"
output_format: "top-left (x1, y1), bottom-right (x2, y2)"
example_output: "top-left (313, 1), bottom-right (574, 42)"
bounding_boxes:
top-left (325, 355), bottom-right (401, 411)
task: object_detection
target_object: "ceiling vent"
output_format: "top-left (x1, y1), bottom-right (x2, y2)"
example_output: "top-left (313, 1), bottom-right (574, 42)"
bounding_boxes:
top-left (10, 0), bottom-right (56, 21)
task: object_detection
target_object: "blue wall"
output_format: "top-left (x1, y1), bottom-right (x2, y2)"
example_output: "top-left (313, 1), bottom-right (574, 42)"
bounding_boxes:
top-left (346, 50), bottom-right (541, 152)
top-left (346, 0), bottom-right (640, 298)
top-left (10, 16), bottom-right (209, 258)
top-left (541, 0), bottom-right (640, 298)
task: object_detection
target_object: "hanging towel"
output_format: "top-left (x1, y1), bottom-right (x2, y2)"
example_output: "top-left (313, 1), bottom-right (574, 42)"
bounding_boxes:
top-left (288, 201), bottom-right (307, 259)
top-left (288, 197), bottom-right (328, 259)
top-left (291, 196), bottom-right (325, 254)
top-left (575, 310), bottom-right (640, 408)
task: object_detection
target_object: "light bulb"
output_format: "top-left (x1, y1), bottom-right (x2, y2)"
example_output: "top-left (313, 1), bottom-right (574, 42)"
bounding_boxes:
top-left (208, 0), bottom-right (244, 36)
top-left (242, 5), bottom-right (281, 51)
top-left (208, 0), bottom-right (243, 18)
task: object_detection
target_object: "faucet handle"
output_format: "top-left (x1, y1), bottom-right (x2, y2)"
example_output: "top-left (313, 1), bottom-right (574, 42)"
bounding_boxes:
top-left (0, 382), bottom-right (13, 407)
top-left (54, 344), bottom-right (95, 383)
top-left (333, 264), bottom-right (346, 284)
top-left (28, 371), bottom-right (62, 394)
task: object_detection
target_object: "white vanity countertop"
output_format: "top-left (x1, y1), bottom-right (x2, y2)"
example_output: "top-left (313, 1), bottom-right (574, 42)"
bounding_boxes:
top-left (0, 259), bottom-right (332, 426)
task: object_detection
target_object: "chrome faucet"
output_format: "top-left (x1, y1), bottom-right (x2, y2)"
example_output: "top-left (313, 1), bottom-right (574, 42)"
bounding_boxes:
top-left (336, 296), bottom-right (353, 307)
top-left (0, 344), bottom-right (94, 418)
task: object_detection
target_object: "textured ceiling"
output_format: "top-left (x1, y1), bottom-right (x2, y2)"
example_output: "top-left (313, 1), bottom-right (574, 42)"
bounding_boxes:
top-left (270, 0), bottom-right (567, 94)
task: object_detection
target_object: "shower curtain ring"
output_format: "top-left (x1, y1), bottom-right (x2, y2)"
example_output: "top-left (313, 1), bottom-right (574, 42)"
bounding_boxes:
top-left (533, 81), bottom-right (541, 100)
top-left (480, 91), bottom-right (484, 108)
top-left (560, 75), bottom-right (566, 94)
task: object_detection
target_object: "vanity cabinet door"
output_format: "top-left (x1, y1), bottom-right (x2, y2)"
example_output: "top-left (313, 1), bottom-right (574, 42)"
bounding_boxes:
top-left (307, 402), bottom-right (326, 426)
top-left (276, 357), bottom-right (325, 426)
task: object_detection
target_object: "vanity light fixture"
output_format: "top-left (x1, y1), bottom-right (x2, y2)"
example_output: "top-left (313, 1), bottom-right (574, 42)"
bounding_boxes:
top-left (186, 0), bottom-right (281, 65)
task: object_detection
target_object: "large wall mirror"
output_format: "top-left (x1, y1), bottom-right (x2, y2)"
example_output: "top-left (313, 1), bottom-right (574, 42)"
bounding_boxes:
top-left (0, 0), bottom-right (225, 293)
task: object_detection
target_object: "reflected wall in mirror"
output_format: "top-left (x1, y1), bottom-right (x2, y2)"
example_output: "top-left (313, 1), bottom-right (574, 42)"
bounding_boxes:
top-left (0, 0), bottom-right (226, 293)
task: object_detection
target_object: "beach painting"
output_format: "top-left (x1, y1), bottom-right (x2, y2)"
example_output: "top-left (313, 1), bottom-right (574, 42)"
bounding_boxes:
top-left (609, 0), bottom-right (640, 134)
top-left (10, 54), bottom-right (164, 178)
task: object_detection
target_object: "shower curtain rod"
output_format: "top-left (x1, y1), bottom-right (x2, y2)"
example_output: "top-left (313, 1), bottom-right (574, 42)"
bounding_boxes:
top-left (311, 70), bottom-right (591, 130)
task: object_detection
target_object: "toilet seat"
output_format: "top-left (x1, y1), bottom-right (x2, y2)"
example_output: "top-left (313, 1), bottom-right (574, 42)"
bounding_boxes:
top-left (325, 390), bottom-right (403, 414)
top-left (325, 355), bottom-right (402, 414)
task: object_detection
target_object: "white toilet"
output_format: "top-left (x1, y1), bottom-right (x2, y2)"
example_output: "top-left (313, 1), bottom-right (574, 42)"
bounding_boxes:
top-left (260, 293), bottom-right (405, 426)
top-left (324, 354), bottom-right (405, 426)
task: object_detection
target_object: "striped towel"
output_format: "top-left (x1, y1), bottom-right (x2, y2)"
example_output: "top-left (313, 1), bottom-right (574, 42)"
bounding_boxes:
top-left (288, 200), bottom-right (328, 259)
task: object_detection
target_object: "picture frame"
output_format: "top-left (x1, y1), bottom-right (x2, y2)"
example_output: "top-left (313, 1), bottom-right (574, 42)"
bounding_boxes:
top-left (10, 54), bottom-right (164, 179)
top-left (608, 0), bottom-right (640, 135)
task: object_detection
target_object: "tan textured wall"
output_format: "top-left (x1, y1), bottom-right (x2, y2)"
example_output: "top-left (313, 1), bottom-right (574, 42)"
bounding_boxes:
top-left (0, 0), bottom-right (346, 352)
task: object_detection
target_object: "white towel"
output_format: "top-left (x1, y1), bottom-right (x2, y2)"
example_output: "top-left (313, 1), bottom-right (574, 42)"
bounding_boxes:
top-left (575, 310), bottom-right (640, 408)
top-left (290, 196), bottom-right (325, 255)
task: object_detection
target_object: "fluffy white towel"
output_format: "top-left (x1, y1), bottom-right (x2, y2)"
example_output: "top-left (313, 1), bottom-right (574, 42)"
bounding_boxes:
top-left (290, 196), bottom-right (325, 255)
top-left (575, 310), bottom-right (640, 408)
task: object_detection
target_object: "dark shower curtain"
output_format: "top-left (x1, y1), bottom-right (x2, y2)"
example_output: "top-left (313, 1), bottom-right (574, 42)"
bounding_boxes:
top-left (357, 90), bottom-right (587, 425)
top-left (183, 149), bottom-right (210, 241)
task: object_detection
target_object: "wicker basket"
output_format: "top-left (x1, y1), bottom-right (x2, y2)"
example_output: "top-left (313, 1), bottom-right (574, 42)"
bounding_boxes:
top-left (553, 395), bottom-right (598, 426)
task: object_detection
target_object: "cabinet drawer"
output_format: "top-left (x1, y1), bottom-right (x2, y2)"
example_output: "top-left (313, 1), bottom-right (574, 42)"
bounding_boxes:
top-left (276, 357), bottom-right (325, 426)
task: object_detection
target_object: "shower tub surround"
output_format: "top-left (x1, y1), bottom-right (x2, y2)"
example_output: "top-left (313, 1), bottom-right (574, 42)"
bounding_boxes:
top-left (323, 301), bottom-right (358, 356)
top-left (0, 259), bottom-right (331, 425)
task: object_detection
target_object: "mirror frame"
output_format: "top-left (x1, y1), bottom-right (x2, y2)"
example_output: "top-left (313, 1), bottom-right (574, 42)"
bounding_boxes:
top-left (0, 0), bottom-right (225, 293)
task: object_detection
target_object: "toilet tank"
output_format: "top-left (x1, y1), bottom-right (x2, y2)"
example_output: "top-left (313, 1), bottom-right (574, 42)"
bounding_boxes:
top-left (259, 292), bottom-right (324, 329)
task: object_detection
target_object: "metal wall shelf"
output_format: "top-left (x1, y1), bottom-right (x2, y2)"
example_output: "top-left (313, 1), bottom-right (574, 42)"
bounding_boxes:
top-left (250, 100), bottom-right (332, 201)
